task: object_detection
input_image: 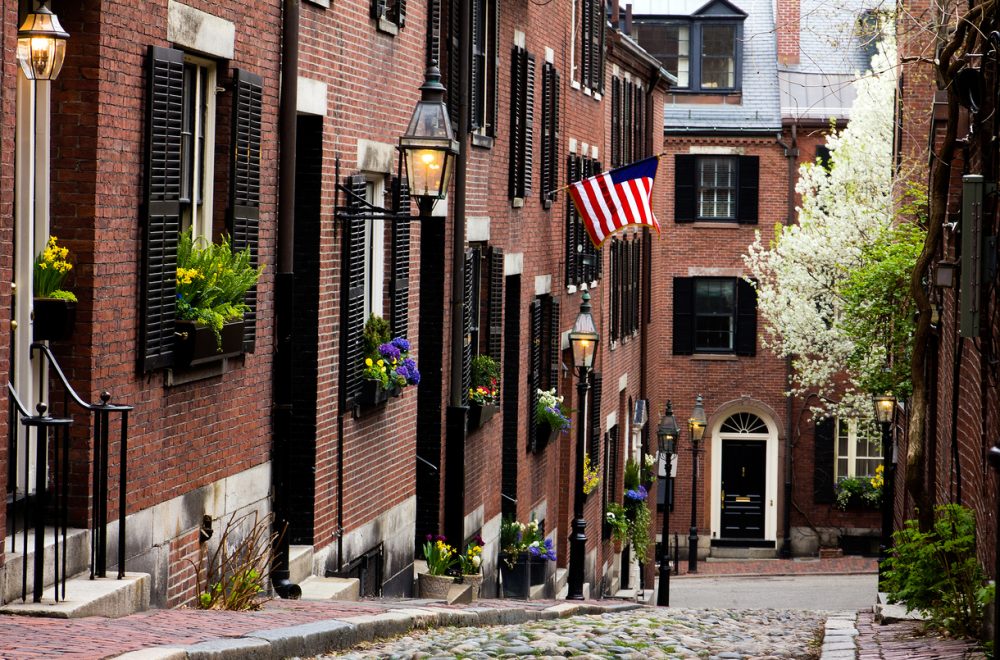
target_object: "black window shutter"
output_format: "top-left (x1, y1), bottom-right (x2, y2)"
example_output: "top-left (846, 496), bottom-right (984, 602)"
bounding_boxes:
top-left (610, 241), bottom-right (619, 342)
top-left (488, 0), bottom-right (500, 137)
top-left (594, 0), bottom-right (606, 93)
top-left (391, 177), bottom-right (411, 337)
top-left (140, 45), bottom-right (185, 373)
top-left (675, 154), bottom-right (697, 222)
top-left (632, 236), bottom-right (641, 334)
top-left (392, 0), bottom-right (407, 28)
top-left (548, 296), bottom-right (560, 391)
top-left (487, 246), bottom-right (504, 361)
top-left (541, 62), bottom-right (559, 208)
top-left (342, 175), bottom-right (369, 404)
top-left (589, 371), bottom-right (603, 459)
top-left (735, 278), bottom-right (757, 356)
top-left (509, 46), bottom-right (525, 200)
top-left (814, 417), bottom-right (836, 504)
top-left (672, 277), bottom-right (695, 355)
top-left (523, 51), bottom-right (536, 197)
top-left (528, 299), bottom-right (543, 452)
top-left (738, 156), bottom-right (759, 224)
top-left (470, 0), bottom-right (484, 130)
top-left (608, 425), bottom-right (619, 504)
top-left (580, 0), bottom-right (592, 87)
top-left (462, 249), bottom-right (475, 404)
top-left (565, 154), bottom-right (580, 286)
top-left (427, 0), bottom-right (442, 66)
top-left (624, 240), bottom-right (633, 336)
top-left (447, 0), bottom-right (461, 125)
top-left (229, 68), bottom-right (264, 353)
top-left (611, 78), bottom-right (621, 167)
top-left (623, 81), bottom-right (632, 164)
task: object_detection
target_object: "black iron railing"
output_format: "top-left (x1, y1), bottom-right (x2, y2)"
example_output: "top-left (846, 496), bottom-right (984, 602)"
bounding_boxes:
top-left (6, 343), bottom-right (132, 603)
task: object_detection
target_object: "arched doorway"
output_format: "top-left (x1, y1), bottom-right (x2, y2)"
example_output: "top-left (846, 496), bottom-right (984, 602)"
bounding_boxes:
top-left (709, 410), bottom-right (778, 547)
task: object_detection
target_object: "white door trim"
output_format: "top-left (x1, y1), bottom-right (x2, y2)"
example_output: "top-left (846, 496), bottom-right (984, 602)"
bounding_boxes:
top-left (709, 412), bottom-right (779, 543)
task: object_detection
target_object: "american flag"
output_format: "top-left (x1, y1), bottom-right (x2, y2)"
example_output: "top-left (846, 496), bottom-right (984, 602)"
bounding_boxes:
top-left (567, 156), bottom-right (661, 247)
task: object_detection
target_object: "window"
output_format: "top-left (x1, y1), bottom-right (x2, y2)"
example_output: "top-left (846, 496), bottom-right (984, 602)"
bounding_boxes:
top-left (179, 56), bottom-right (216, 240)
top-left (674, 154), bottom-right (758, 224)
top-left (363, 178), bottom-right (387, 320)
top-left (672, 277), bottom-right (756, 355)
top-left (509, 45), bottom-right (536, 203)
top-left (835, 420), bottom-right (882, 480)
top-left (371, 0), bottom-right (406, 33)
top-left (471, 0), bottom-right (499, 140)
top-left (140, 47), bottom-right (263, 371)
top-left (462, 244), bottom-right (504, 404)
top-left (565, 154), bottom-right (602, 287)
top-left (632, 10), bottom-right (744, 93)
top-left (609, 235), bottom-right (641, 344)
top-left (578, 0), bottom-right (605, 93)
top-left (611, 77), bottom-right (647, 168)
top-left (540, 61), bottom-right (560, 207)
top-left (528, 294), bottom-right (560, 452)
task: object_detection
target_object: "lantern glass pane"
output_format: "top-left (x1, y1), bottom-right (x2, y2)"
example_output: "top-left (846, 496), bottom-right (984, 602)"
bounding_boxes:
top-left (406, 101), bottom-right (451, 140)
top-left (405, 147), bottom-right (446, 198)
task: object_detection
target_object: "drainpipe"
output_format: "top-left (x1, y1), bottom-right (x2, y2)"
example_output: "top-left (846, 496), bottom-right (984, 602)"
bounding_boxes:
top-left (775, 126), bottom-right (797, 559)
top-left (271, 0), bottom-right (301, 599)
top-left (443, 0), bottom-right (470, 547)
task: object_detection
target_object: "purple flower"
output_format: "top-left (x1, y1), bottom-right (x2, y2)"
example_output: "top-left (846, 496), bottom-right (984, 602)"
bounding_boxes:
top-left (402, 358), bottom-right (420, 385)
top-left (625, 485), bottom-right (649, 501)
top-left (426, 534), bottom-right (433, 542)
top-left (391, 337), bottom-right (410, 352)
top-left (379, 343), bottom-right (401, 361)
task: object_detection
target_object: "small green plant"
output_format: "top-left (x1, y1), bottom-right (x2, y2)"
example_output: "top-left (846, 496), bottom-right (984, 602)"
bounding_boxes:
top-left (193, 510), bottom-right (278, 611)
top-left (457, 536), bottom-right (484, 575)
top-left (834, 465), bottom-right (883, 510)
top-left (421, 535), bottom-right (458, 576)
top-left (34, 236), bottom-right (76, 302)
top-left (469, 355), bottom-right (500, 405)
top-left (582, 453), bottom-right (600, 495)
top-left (621, 457), bottom-right (652, 561)
top-left (362, 313), bottom-right (391, 357)
top-left (175, 229), bottom-right (264, 348)
top-left (535, 388), bottom-right (571, 431)
top-left (883, 504), bottom-right (988, 638)
top-left (605, 502), bottom-right (630, 544)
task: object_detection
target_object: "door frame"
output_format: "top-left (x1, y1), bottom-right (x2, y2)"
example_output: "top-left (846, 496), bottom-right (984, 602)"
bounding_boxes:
top-left (709, 406), bottom-right (778, 544)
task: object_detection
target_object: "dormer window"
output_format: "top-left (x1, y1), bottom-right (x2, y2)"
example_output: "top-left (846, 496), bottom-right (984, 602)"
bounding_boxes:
top-left (632, 0), bottom-right (745, 93)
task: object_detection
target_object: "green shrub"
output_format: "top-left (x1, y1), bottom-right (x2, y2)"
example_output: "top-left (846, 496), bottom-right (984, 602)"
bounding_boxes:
top-left (883, 504), bottom-right (988, 638)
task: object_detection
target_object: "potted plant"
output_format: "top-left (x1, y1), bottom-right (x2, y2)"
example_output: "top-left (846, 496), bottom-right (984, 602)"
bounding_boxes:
top-left (618, 458), bottom-right (652, 564)
top-left (468, 355), bottom-right (500, 430)
top-left (499, 518), bottom-right (531, 598)
top-left (834, 466), bottom-right (883, 510)
top-left (583, 453), bottom-right (600, 496)
top-left (33, 236), bottom-right (77, 341)
top-left (456, 536), bottom-right (485, 599)
top-left (174, 229), bottom-right (264, 366)
top-left (356, 314), bottom-right (420, 408)
top-left (417, 535), bottom-right (458, 599)
top-left (534, 388), bottom-right (571, 445)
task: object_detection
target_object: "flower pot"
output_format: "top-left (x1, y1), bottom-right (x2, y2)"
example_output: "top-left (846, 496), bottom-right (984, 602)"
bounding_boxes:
top-left (458, 572), bottom-right (484, 599)
top-left (33, 298), bottom-right (76, 341)
top-left (535, 421), bottom-right (562, 448)
top-left (357, 380), bottom-right (393, 407)
top-left (417, 572), bottom-right (455, 599)
top-left (174, 319), bottom-right (245, 367)
top-left (468, 402), bottom-right (498, 431)
top-left (529, 556), bottom-right (549, 586)
top-left (499, 552), bottom-right (531, 599)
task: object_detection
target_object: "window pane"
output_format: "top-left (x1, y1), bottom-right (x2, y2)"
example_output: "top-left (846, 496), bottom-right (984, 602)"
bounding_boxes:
top-left (837, 458), bottom-right (848, 479)
top-left (697, 158), bottom-right (736, 219)
top-left (701, 24), bottom-right (735, 89)
top-left (636, 23), bottom-right (690, 87)
top-left (694, 279), bottom-right (735, 350)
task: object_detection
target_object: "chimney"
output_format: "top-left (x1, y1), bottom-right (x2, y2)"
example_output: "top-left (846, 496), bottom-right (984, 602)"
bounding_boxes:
top-left (624, 4), bottom-right (632, 35)
top-left (611, 0), bottom-right (620, 27)
top-left (776, 0), bottom-right (800, 65)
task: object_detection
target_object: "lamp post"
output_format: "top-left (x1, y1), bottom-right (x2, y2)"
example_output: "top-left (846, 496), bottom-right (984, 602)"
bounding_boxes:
top-left (687, 395), bottom-right (706, 573)
top-left (873, 393), bottom-right (896, 587)
top-left (17, 2), bottom-right (69, 82)
top-left (656, 402), bottom-right (679, 606)
top-left (567, 292), bottom-right (599, 600)
top-left (399, 62), bottom-right (459, 214)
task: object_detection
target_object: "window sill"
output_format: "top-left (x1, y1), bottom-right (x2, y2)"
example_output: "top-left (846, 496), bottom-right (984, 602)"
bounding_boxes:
top-left (304, 0), bottom-right (329, 7)
top-left (166, 358), bottom-right (236, 386)
top-left (690, 353), bottom-right (739, 361)
top-left (376, 17), bottom-right (400, 35)
top-left (691, 221), bottom-right (740, 229)
top-left (511, 197), bottom-right (525, 208)
top-left (471, 133), bottom-right (494, 149)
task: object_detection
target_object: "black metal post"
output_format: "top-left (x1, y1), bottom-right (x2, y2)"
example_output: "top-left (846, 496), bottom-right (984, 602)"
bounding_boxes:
top-left (657, 465), bottom-right (671, 605)
top-left (688, 438), bottom-right (699, 573)
top-left (878, 420), bottom-right (894, 588)
top-left (567, 367), bottom-right (589, 600)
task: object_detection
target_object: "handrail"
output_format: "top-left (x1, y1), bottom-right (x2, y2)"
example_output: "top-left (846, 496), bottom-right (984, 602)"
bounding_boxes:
top-left (30, 343), bottom-right (132, 412)
top-left (416, 454), bottom-right (439, 473)
top-left (7, 382), bottom-right (31, 418)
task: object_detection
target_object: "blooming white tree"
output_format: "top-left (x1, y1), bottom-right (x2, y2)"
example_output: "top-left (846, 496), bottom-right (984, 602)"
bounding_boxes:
top-left (744, 30), bottom-right (901, 420)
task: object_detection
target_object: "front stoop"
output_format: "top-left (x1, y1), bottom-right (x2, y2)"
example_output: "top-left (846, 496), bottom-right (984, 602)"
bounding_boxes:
top-left (0, 572), bottom-right (150, 618)
top-left (2, 527), bottom-right (90, 603)
top-left (298, 576), bottom-right (360, 601)
top-left (288, 545), bottom-right (314, 586)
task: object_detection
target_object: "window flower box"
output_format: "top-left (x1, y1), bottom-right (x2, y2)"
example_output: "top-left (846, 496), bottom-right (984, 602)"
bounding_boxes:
top-left (468, 401), bottom-right (499, 430)
top-left (356, 379), bottom-right (401, 408)
top-left (174, 319), bottom-right (244, 367)
top-left (535, 420), bottom-right (562, 446)
top-left (33, 298), bottom-right (76, 341)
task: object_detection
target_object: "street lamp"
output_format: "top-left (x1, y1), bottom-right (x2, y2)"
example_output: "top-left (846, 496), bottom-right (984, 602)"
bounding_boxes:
top-left (656, 402), bottom-right (679, 606)
top-left (399, 62), bottom-right (458, 208)
top-left (16, 1), bottom-right (69, 82)
top-left (567, 291), bottom-right (599, 600)
top-left (873, 393), bottom-right (896, 587)
top-left (688, 395), bottom-right (706, 573)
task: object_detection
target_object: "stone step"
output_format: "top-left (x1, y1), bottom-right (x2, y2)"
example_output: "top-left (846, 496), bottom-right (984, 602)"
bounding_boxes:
top-left (708, 546), bottom-right (778, 560)
top-left (298, 575), bottom-right (360, 602)
top-left (0, 572), bottom-right (150, 618)
top-left (3, 527), bottom-right (90, 604)
top-left (288, 545), bottom-right (314, 585)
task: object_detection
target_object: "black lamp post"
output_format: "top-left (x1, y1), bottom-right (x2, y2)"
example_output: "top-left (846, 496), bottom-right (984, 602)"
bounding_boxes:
top-left (656, 402), bottom-right (679, 606)
top-left (873, 393), bottom-right (896, 587)
top-left (399, 62), bottom-right (459, 214)
top-left (687, 395), bottom-right (706, 573)
top-left (567, 292), bottom-right (599, 600)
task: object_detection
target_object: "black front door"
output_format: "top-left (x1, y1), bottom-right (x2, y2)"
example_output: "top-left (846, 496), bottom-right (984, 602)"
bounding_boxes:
top-left (720, 440), bottom-right (766, 539)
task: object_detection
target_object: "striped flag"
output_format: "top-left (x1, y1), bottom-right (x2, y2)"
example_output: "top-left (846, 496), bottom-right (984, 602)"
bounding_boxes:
top-left (567, 156), bottom-right (661, 247)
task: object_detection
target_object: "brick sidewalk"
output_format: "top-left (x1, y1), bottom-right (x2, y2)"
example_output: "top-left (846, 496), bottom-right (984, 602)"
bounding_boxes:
top-left (674, 555), bottom-right (878, 577)
top-left (855, 611), bottom-right (987, 659)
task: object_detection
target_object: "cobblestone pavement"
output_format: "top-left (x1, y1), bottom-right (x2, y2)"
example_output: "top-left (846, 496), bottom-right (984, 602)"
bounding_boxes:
top-left (324, 607), bottom-right (828, 659)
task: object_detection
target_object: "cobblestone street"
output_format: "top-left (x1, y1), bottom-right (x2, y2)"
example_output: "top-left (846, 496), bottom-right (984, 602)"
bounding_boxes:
top-left (325, 607), bottom-right (827, 659)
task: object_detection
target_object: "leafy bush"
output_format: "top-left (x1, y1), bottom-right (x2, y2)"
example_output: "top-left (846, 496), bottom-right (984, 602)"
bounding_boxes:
top-left (883, 504), bottom-right (988, 638)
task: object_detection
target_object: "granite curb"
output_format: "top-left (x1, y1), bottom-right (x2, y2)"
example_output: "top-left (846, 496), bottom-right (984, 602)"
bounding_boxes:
top-left (112, 601), bottom-right (643, 660)
top-left (819, 611), bottom-right (859, 660)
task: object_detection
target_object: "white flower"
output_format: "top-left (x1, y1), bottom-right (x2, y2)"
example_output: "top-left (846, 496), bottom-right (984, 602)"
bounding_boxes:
top-left (472, 555), bottom-right (481, 568)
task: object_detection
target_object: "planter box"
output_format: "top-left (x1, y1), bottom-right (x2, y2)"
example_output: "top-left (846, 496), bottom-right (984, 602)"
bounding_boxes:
top-left (530, 556), bottom-right (550, 586)
top-left (416, 572), bottom-right (455, 599)
top-left (174, 319), bottom-right (244, 367)
top-left (468, 402), bottom-right (498, 431)
top-left (534, 421), bottom-right (563, 450)
top-left (33, 298), bottom-right (76, 341)
top-left (356, 380), bottom-right (402, 408)
top-left (456, 572), bottom-right (483, 599)
top-left (499, 553), bottom-right (530, 599)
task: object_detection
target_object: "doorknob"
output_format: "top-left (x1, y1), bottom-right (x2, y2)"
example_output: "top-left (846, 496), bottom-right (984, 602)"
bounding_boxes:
top-left (721, 489), bottom-right (725, 509)
top-left (741, 466), bottom-right (745, 477)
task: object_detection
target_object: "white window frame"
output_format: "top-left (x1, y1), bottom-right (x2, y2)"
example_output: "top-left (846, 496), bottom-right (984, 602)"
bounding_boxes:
top-left (363, 176), bottom-right (386, 320)
top-left (834, 419), bottom-right (883, 480)
top-left (180, 54), bottom-right (217, 242)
